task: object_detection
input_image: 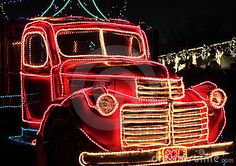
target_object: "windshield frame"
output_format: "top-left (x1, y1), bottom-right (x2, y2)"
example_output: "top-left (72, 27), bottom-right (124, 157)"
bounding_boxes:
top-left (55, 28), bottom-right (146, 59)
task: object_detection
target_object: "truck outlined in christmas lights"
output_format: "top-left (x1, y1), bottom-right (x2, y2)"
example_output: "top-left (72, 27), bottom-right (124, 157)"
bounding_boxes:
top-left (2, 16), bottom-right (233, 165)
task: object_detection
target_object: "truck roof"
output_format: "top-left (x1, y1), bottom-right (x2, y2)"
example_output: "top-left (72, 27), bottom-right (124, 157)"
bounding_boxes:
top-left (30, 16), bottom-right (135, 25)
top-left (26, 16), bottom-right (142, 33)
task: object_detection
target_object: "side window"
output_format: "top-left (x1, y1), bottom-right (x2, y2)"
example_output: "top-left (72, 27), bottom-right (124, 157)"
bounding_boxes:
top-left (25, 33), bottom-right (47, 66)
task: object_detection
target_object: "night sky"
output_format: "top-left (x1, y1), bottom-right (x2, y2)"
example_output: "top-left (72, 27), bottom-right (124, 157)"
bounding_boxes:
top-left (1, 0), bottom-right (236, 53)
top-left (127, 0), bottom-right (235, 28)
top-left (125, 0), bottom-right (236, 52)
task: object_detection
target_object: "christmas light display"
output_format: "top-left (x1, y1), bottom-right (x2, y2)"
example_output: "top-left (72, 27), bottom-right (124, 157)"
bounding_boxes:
top-left (9, 127), bottom-right (37, 145)
top-left (96, 93), bottom-right (119, 116)
top-left (0, 0), bottom-right (234, 164)
top-left (159, 37), bottom-right (236, 72)
top-left (52, 0), bottom-right (71, 17)
top-left (0, 93), bottom-right (38, 109)
top-left (41, 0), bottom-right (56, 17)
top-left (0, 10), bottom-right (232, 165)
top-left (209, 88), bottom-right (227, 109)
top-left (76, 0), bottom-right (103, 19)
top-left (0, 0), bottom-right (38, 20)
top-left (107, 0), bottom-right (127, 19)
top-left (91, 0), bottom-right (108, 20)
top-left (0, 3), bottom-right (8, 19)
top-left (79, 142), bottom-right (233, 165)
top-left (0, 0), bottom-right (110, 20)
top-left (135, 78), bottom-right (185, 99)
top-left (1, 16), bottom-right (232, 165)
top-left (55, 27), bottom-right (146, 58)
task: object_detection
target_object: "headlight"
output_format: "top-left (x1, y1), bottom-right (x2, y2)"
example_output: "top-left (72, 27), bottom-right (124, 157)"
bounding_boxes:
top-left (96, 94), bottom-right (118, 116)
top-left (209, 89), bottom-right (227, 109)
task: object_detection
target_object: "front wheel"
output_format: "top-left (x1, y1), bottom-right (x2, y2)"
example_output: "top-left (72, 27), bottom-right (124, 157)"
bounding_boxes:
top-left (46, 119), bottom-right (81, 166)
top-left (42, 116), bottom-right (100, 166)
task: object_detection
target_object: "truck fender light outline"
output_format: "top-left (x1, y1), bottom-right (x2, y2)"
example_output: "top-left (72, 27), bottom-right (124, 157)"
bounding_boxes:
top-left (37, 88), bottom-right (92, 136)
top-left (187, 84), bottom-right (227, 144)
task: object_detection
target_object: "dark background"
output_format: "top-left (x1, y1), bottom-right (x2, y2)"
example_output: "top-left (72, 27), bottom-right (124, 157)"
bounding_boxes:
top-left (1, 0), bottom-right (236, 53)
top-left (126, 0), bottom-right (236, 55)
top-left (0, 0), bottom-right (236, 165)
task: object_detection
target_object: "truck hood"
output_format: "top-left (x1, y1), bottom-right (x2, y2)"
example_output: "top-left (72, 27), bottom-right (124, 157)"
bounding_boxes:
top-left (60, 58), bottom-right (170, 79)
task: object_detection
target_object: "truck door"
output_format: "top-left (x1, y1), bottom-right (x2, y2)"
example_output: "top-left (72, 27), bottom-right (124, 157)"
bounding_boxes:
top-left (21, 29), bottom-right (52, 123)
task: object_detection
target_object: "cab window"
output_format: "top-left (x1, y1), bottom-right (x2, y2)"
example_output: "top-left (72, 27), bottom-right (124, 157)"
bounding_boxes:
top-left (25, 33), bottom-right (47, 66)
top-left (103, 32), bottom-right (142, 57)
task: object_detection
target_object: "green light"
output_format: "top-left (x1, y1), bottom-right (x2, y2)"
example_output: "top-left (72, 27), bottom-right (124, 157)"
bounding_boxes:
top-left (0, 93), bottom-right (39, 110)
top-left (41, 0), bottom-right (55, 16)
top-left (40, 0), bottom-right (109, 20)
top-left (0, 105), bottom-right (21, 109)
top-left (77, 0), bottom-right (99, 19)
top-left (91, 0), bottom-right (108, 20)
top-left (0, 93), bottom-right (38, 99)
top-left (53, 0), bottom-right (71, 17)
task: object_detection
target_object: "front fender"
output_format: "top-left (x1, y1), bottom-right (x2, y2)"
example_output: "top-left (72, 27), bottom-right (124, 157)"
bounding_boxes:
top-left (190, 81), bottom-right (217, 100)
top-left (67, 88), bottom-right (123, 151)
top-left (188, 82), bottom-right (227, 143)
top-left (39, 87), bottom-right (127, 151)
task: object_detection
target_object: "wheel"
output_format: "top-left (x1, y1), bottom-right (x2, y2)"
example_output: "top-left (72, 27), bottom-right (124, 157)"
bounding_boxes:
top-left (42, 112), bottom-right (100, 166)
top-left (45, 118), bottom-right (80, 166)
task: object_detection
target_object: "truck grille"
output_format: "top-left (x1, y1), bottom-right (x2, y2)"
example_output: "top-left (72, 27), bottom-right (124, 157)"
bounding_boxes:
top-left (121, 103), bottom-right (171, 148)
top-left (121, 101), bottom-right (208, 148)
top-left (136, 78), bottom-right (184, 99)
top-left (172, 102), bottom-right (208, 145)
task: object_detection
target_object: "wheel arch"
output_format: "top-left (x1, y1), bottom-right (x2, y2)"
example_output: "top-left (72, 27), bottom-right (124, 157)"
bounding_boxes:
top-left (38, 104), bottom-right (78, 140)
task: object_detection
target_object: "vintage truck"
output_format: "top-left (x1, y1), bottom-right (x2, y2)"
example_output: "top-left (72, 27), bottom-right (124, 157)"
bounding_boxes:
top-left (0, 16), bottom-right (233, 165)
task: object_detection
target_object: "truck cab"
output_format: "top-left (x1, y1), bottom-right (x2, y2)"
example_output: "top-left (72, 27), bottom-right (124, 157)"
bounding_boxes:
top-left (7, 16), bottom-right (232, 165)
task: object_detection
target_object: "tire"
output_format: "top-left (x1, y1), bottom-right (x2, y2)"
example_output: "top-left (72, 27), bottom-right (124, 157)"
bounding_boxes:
top-left (42, 112), bottom-right (100, 166)
top-left (45, 118), bottom-right (80, 166)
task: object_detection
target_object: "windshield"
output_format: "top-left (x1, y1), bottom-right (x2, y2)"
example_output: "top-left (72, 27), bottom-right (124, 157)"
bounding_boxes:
top-left (57, 29), bottom-right (143, 57)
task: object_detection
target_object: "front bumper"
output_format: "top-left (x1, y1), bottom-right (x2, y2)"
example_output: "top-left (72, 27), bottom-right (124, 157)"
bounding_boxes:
top-left (79, 142), bottom-right (233, 165)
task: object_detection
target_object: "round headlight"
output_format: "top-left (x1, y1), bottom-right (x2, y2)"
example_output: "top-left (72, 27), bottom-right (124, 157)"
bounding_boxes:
top-left (96, 94), bottom-right (118, 116)
top-left (209, 89), bottom-right (227, 109)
